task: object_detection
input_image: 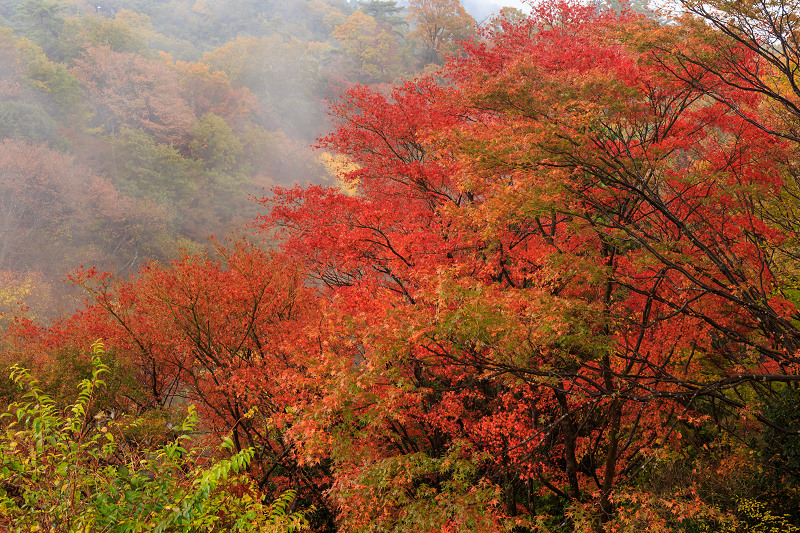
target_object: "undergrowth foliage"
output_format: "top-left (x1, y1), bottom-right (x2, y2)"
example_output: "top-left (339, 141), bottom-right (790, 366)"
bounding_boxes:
top-left (0, 341), bottom-right (310, 532)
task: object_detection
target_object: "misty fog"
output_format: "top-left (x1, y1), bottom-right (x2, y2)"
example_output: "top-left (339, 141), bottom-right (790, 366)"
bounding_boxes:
top-left (0, 0), bottom-right (534, 322)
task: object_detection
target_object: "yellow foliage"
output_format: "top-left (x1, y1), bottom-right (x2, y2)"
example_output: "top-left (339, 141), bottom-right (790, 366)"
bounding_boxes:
top-left (318, 152), bottom-right (360, 196)
top-left (0, 271), bottom-right (58, 324)
top-left (192, 0), bottom-right (211, 15)
top-left (0, 272), bottom-right (32, 310)
top-left (703, 498), bottom-right (800, 533)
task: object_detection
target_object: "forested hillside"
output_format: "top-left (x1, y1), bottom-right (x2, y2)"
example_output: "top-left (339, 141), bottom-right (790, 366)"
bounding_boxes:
top-left (3, 0), bottom-right (800, 532)
top-left (0, 0), bottom-right (477, 320)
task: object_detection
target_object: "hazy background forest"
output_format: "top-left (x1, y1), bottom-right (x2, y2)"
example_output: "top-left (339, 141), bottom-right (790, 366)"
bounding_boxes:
top-left (0, 0), bottom-right (513, 321)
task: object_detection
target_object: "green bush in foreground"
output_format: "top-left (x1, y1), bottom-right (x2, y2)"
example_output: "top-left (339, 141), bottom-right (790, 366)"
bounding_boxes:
top-left (0, 341), bottom-right (309, 532)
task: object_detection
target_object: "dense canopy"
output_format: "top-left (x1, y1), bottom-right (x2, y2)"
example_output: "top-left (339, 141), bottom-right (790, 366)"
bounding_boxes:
top-left (3, 0), bottom-right (800, 532)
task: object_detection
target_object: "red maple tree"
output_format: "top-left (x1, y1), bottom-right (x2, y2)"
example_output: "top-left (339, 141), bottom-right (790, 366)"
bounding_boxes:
top-left (259, 2), bottom-right (800, 529)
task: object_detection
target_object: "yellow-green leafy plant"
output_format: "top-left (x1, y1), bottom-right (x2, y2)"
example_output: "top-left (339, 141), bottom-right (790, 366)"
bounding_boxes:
top-left (0, 341), bottom-right (309, 532)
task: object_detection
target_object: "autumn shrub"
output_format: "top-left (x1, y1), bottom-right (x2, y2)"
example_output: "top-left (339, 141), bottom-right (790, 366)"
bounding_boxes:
top-left (0, 341), bottom-right (310, 532)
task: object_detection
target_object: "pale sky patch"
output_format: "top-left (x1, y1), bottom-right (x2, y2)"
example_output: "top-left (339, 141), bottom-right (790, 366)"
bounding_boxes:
top-left (462, 0), bottom-right (532, 24)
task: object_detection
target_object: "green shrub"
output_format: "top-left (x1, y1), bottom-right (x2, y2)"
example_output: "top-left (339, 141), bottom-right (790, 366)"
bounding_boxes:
top-left (0, 341), bottom-right (309, 532)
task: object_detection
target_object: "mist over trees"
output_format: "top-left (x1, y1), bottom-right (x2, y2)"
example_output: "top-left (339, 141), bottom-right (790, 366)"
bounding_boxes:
top-left (0, 0), bottom-right (474, 320)
top-left (3, 0), bottom-right (800, 532)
